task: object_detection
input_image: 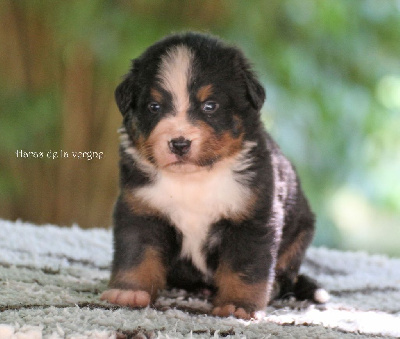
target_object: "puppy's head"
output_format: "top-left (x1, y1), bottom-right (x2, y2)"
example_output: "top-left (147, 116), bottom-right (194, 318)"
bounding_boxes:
top-left (116, 33), bottom-right (265, 173)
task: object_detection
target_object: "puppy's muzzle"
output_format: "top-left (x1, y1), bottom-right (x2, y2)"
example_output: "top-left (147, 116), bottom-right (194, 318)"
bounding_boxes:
top-left (168, 137), bottom-right (191, 157)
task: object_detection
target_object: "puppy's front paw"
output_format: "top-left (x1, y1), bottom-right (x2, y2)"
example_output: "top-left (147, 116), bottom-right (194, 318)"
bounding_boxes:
top-left (212, 304), bottom-right (255, 320)
top-left (100, 289), bottom-right (150, 308)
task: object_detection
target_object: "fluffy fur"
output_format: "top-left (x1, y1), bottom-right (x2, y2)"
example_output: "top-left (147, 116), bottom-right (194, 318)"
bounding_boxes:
top-left (101, 32), bottom-right (328, 319)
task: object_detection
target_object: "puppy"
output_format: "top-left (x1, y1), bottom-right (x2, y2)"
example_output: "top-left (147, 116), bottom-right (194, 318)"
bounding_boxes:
top-left (101, 32), bottom-right (329, 319)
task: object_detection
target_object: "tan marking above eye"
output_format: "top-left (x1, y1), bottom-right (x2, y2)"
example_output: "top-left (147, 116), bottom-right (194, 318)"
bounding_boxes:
top-left (150, 88), bottom-right (163, 102)
top-left (196, 84), bottom-right (213, 102)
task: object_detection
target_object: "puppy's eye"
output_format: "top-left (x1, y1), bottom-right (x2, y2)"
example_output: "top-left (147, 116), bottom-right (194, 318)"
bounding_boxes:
top-left (148, 102), bottom-right (161, 113)
top-left (202, 101), bottom-right (219, 114)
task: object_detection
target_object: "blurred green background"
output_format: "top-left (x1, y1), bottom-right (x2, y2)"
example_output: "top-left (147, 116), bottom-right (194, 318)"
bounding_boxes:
top-left (1, 0), bottom-right (399, 256)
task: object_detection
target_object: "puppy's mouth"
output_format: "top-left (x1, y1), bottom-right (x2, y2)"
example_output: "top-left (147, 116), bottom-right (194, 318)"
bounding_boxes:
top-left (163, 152), bottom-right (216, 174)
top-left (165, 159), bottom-right (190, 167)
top-left (144, 127), bottom-right (235, 172)
top-left (163, 154), bottom-right (220, 172)
top-left (164, 154), bottom-right (196, 169)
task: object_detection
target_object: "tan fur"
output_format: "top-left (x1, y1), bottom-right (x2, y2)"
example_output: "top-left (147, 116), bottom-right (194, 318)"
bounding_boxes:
top-left (133, 147), bottom-right (256, 276)
top-left (196, 121), bottom-right (244, 166)
top-left (213, 263), bottom-right (269, 310)
top-left (276, 229), bottom-right (308, 274)
top-left (144, 112), bottom-right (201, 170)
top-left (109, 247), bottom-right (166, 301)
top-left (122, 189), bottom-right (162, 217)
top-left (196, 84), bottom-right (213, 102)
top-left (142, 115), bottom-right (245, 172)
top-left (150, 88), bottom-right (163, 102)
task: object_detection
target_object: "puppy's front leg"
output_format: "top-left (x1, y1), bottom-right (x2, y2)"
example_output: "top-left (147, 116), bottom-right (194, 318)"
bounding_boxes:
top-left (211, 224), bottom-right (278, 319)
top-left (212, 264), bottom-right (270, 320)
top-left (101, 246), bottom-right (166, 307)
top-left (101, 198), bottom-right (168, 308)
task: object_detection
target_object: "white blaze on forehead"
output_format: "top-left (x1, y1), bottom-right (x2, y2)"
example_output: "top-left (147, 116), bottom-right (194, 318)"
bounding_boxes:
top-left (157, 45), bottom-right (193, 114)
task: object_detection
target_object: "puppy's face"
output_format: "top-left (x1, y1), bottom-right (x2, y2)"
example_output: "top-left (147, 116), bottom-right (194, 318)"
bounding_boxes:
top-left (116, 34), bottom-right (265, 173)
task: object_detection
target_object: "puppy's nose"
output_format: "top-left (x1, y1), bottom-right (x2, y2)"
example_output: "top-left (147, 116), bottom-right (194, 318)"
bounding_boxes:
top-left (169, 137), bottom-right (191, 156)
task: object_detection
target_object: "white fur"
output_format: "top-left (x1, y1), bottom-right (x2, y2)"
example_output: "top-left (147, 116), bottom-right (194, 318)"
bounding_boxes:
top-left (232, 141), bottom-right (258, 174)
top-left (269, 154), bottom-right (285, 248)
top-left (118, 127), bottom-right (157, 177)
top-left (133, 144), bottom-right (256, 277)
top-left (266, 151), bottom-right (293, 292)
top-left (157, 45), bottom-right (193, 114)
top-left (314, 288), bottom-right (330, 303)
top-left (149, 45), bottom-right (206, 170)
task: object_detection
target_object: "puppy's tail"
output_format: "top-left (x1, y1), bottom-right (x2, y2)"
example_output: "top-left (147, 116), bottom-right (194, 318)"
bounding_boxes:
top-left (294, 274), bottom-right (330, 304)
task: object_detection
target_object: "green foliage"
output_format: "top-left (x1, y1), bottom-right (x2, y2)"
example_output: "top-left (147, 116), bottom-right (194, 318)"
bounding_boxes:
top-left (1, 0), bottom-right (399, 254)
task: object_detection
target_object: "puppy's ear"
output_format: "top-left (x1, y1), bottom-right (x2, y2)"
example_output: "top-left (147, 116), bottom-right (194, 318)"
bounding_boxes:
top-left (235, 53), bottom-right (266, 111)
top-left (243, 69), bottom-right (266, 111)
top-left (115, 59), bottom-right (140, 116)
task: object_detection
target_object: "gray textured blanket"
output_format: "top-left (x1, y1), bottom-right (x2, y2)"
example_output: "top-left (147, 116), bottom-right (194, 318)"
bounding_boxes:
top-left (0, 220), bottom-right (399, 338)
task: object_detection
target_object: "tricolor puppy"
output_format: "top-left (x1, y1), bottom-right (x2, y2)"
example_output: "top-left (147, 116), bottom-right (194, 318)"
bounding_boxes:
top-left (101, 32), bottom-right (329, 319)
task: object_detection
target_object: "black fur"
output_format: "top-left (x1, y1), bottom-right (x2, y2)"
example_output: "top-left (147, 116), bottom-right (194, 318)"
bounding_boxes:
top-left (104, 32), bottom-right (326, 317)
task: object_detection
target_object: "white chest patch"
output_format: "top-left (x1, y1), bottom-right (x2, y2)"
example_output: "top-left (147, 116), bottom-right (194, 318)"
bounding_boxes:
top-left (133, 157), bottom-right (253, 276)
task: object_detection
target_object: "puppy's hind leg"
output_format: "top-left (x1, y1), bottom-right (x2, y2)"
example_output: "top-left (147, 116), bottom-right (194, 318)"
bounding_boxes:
top-left (274, 216), bottom-right (329, 303)
top-left (294, 274), bottom-right (330, 304)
